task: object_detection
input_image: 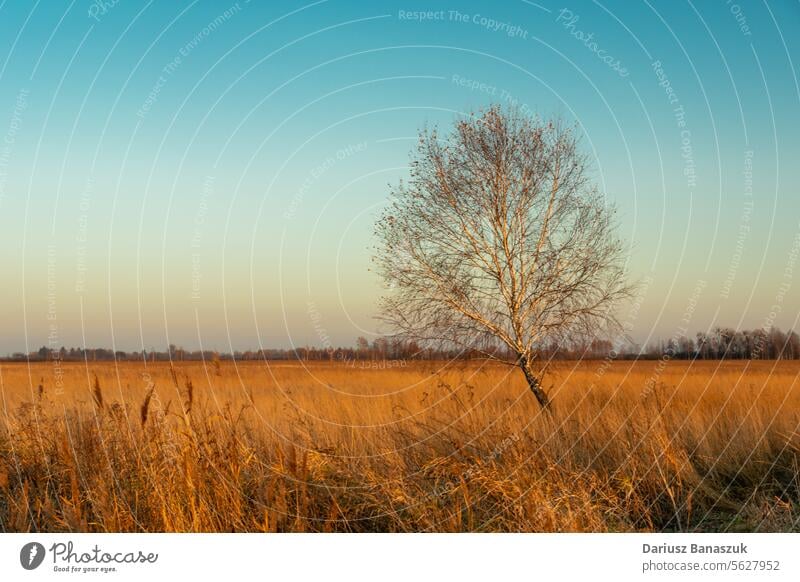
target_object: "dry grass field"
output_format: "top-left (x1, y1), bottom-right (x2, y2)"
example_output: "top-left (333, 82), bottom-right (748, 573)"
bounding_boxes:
top-left (1, 358), bottom-right (798, 532)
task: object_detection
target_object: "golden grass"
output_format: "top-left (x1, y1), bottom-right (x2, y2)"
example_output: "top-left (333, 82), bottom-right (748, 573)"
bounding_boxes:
top-left (1, 359), bottom-right (798, 532)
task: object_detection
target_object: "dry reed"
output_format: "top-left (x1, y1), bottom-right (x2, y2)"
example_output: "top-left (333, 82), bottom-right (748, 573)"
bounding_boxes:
top-left (0, 359), bottom-right (798, 532)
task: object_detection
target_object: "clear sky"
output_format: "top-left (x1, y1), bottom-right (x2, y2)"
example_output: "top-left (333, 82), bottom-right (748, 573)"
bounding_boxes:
top-left (0, 0), bottom-right (798, 354)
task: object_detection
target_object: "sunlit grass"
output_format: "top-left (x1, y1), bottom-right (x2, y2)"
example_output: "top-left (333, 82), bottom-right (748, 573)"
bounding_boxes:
top-left (1, 359), bottom-right (798, 532)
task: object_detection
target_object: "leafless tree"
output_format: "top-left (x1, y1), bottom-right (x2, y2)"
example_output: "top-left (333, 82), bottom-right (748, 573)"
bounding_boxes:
top-left (373, 106), bottom-right (634, 410)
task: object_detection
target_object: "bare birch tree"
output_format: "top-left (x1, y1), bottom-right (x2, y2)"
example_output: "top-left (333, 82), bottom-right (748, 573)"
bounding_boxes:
top-left (373, 106), bottom-right (634, 410)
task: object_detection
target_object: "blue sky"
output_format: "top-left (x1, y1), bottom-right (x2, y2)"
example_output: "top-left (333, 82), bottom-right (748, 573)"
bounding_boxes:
top-left (0, 0), bottom-right (798, 354)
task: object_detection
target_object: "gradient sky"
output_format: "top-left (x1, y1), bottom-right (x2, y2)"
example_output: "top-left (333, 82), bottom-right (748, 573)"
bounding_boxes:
top-left (0, 0), bottom-right (798, 354)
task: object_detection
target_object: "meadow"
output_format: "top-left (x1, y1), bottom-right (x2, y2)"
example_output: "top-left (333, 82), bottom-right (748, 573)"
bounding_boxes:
top-left (1, 358), bottom-right (798, 532)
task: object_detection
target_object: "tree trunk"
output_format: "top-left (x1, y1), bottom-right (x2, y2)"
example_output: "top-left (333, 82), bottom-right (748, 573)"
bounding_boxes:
top-left (518, 355), bottom-right (551, 411)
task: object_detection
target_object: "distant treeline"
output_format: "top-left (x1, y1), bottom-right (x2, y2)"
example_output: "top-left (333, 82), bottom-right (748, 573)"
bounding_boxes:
top-left (640, 326), bottom-right (800, 361)
top-left (4, 327), bottom-right (799, 363)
